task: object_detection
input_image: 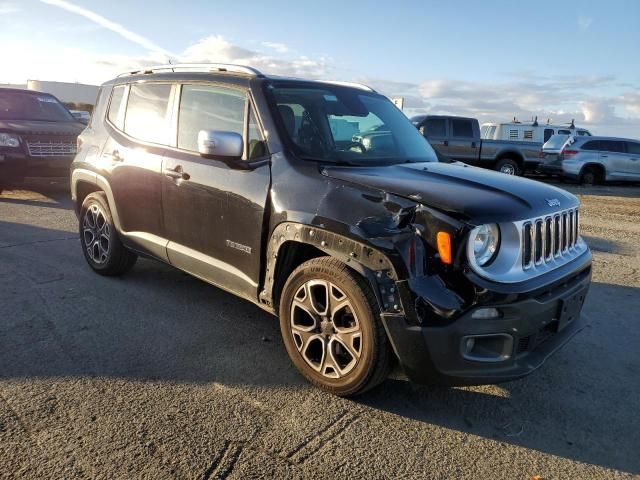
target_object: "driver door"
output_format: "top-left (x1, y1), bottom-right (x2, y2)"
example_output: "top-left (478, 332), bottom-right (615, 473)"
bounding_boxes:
top-left (162, 84), bottom-right (271, 300)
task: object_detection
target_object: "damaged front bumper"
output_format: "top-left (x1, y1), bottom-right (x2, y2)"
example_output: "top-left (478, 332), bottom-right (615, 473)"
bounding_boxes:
top-left (381, 250), bottom-right (592, 386)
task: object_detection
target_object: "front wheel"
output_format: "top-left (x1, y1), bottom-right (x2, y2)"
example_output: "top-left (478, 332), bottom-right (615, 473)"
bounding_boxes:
top-left (79, 192), bottom-right (137, 276)
top-left (494, 158), bottom-right (521, 176)
top-left (279, 257), bottom-right (392, 396)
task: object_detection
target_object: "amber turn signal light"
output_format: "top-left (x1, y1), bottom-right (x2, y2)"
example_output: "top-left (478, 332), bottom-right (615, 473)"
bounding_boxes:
top-left (436, 231), bottom-right (452, 265)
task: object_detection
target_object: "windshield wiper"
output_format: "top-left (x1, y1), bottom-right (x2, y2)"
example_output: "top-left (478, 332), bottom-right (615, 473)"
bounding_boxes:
top-left (297, 155), bottom-right (360, 166)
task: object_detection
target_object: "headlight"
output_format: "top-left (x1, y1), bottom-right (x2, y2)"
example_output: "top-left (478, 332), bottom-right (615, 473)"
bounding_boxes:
top-left (470, 223), bottom-right (500, 266)
top-left (0, 133), bottom-right (20, 148)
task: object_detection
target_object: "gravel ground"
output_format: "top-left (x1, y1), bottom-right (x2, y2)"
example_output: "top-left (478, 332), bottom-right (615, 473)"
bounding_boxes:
top-left (0, 178), bottom-right (639, 479)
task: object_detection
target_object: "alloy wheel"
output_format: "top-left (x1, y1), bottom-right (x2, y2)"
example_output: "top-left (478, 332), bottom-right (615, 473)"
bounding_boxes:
top-left (82, 204), bottom-right (111, 264)
top-left (290, 279), bottom-right (362, 379)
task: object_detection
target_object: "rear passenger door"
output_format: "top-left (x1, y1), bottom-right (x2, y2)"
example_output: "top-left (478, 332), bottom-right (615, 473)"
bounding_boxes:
top-left (161, 83), bottom-right (271, 300)
top-left (599, 140), bottom-right (627, 179)
top-left (448, 118), bottom-right (478, 164)
top-left (421, 117), bottom-right (449, 157)
top-left (102, 82), bottom-right (173, 261)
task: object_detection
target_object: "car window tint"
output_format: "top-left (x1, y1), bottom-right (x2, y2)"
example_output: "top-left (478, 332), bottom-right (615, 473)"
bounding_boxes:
top-left (107, 85), bottom-right (126, 129)
top-left (424, 118), bottom-right (446, 137)
top-left (581, 140), bottom-right (601, 151)
top-left (599, 140), bottom-right (624, 153)
top-left (178, 84), bottom-right (245, 152)
top-left (544, 128), bottom-right (554, 142)
top-left (451, 119), bottom-right (473, 138)
top-left (248, 105), bottom-right (267, 160)
top-left (626, 142), bottom-right (640, 155)
top-left (124, 84), bottom-right (171, 144)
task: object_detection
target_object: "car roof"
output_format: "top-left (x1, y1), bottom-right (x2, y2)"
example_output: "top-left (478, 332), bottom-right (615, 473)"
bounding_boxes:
top-left (575, 135), bottom-right (638, 142)
top-left (104, 63), bottom-right (376, 92)
top-left (0, 87), bottom-right (55, 97)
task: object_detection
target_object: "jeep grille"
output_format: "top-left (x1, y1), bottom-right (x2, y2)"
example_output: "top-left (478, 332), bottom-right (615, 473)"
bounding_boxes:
top-left (522, 208), bottom-right (580, 270)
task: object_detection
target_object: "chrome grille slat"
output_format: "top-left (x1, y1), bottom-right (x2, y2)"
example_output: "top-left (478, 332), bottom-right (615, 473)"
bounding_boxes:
top-left (523, 207), bottom-right (581, 269)
top-left (27, 140), bottom-right (77, 157)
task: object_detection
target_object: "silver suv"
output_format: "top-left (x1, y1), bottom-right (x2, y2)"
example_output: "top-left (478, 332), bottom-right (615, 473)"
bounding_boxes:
top-left (542, 135), bottom-right (640, 184)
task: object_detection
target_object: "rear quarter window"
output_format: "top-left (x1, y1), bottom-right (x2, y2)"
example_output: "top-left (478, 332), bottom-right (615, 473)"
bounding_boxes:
top-left (626, 142), bottom-right (640, 155)
top-left (107, 85), bottom-right (126, 130)
top-left (580, 140), bottom-right (601, 151)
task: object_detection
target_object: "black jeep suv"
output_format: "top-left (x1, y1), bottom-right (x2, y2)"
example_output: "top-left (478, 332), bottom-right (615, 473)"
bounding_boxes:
top-left (0, 88), bottom-right (85, 193)
top-left (71, 64), bottom-right (592, 396)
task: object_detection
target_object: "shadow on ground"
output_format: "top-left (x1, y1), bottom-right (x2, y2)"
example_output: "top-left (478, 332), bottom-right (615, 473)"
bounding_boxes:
top-left (1, 194), bottom-right (639, 474)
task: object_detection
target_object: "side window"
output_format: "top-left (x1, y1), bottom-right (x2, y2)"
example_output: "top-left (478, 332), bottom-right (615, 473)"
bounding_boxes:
top-left (424, 118), bottom-right (446, 137)
top-left (600, 140), bottom-right (624, 153)
top-left (124, 83), bottom-right (172, 144)
top-left (558, 129), bottom-right (571, 135)
top-left (248, 106), bottom-right (267, 160)
top-left (107, 85), bottom-right (126, 130)
top-left (488, 125), bottom-right (496, 138)
top-left (451, 119), bottom-right (473, 138)
top-left (544, 128), bottom-right (554, 142)
top-left (178, 84), bottom-right (245, 152)
top-left (581, 141), bottom-right (601, 151)
top-left (626, 142), bottom-right (640, 155)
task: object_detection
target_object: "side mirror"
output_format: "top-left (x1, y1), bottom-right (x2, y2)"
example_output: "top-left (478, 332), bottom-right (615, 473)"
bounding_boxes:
top-left (198, 130), bottom-right (243, 160)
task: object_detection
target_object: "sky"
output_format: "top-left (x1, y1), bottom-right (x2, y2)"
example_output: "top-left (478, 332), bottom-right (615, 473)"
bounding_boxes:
top-left (1, 0), bottom-right (639, 136)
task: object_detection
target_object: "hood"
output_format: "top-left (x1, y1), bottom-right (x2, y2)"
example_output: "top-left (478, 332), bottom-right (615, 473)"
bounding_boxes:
top-left (321, 161), bottom-right (578, 224)
top-left (0, 119), bottom-right (85, 136)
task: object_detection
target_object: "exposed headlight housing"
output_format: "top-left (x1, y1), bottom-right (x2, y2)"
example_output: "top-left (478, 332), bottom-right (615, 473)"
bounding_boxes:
top-left (0, 133), bottom-right (20, 148)
top-left (470, 223), bottom-right (500, 266)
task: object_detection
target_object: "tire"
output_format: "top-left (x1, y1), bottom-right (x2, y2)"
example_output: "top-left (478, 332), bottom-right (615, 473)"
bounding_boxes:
top-left (580, 167), bottom-right (599, 186)
top-left (79, 192), bottom-right (137, 276)
top-left (279, 257), bottom-right (392, 396)
top-left (494, 158), bottom-right (521, 176)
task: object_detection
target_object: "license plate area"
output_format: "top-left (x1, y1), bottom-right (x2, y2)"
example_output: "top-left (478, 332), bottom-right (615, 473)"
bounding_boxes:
top-left (556, 291), bottom-right (586, 331)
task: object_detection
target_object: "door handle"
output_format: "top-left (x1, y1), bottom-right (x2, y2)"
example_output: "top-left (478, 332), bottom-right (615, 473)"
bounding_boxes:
top-left (164, 166), bottom-right (190, 181)
top-left (600, 155), bottom-right (608, 158)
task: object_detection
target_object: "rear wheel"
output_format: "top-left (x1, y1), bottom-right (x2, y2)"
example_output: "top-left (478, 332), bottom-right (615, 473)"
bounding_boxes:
top-left (494, 158), bottom-right (521, 176)
top-left (279, 257), bottom-right (392, 396)
top-left (79, 192), bottom-right (137, 276)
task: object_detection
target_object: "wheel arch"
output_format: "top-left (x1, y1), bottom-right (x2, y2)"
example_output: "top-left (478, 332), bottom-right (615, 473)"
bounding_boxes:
top-left (494, 150), bottom-right (524, 168)
top-left (579, 162), bottom-right (606, 181)
top-left (71, 168), bottom-right (123, 231)
top-left (261, 222), bottom-right (401, 316)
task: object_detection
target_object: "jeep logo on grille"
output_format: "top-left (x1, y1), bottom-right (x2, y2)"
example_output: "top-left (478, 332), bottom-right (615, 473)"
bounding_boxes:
top-left (546, 198), bottom-right (561, 207)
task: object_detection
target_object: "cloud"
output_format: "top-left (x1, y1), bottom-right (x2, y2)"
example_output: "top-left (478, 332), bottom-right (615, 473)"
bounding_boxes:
top-left (39, 0), bottom-right (174, 57)
top-left (578, 15), bottom-right (593, 30)
top-left (0, 2), bottom-right (18, 14)
top-left (262, 42), bottom-right (289, 54)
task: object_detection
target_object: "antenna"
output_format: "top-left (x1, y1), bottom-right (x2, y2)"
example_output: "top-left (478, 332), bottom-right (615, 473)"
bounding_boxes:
top-left (532, 116), bottom-right (538, 127)
top-left (569, 119), bottom-right (575, 129)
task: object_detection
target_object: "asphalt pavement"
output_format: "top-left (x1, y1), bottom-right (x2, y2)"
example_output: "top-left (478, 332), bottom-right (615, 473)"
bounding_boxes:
top-left (1, 178), bottom-right (639, 479)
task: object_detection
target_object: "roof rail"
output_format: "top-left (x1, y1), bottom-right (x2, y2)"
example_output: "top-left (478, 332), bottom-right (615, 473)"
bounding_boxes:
top-left (117, 63), bottom-right (263, 78)
top-left (319, 80), bottom-right (375, 92)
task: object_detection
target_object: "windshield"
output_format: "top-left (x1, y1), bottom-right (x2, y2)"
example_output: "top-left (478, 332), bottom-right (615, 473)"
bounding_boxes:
top-left (268, 84), bottom-right (438, 165)
top-left (0, 91), bottom-right (76, 122)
